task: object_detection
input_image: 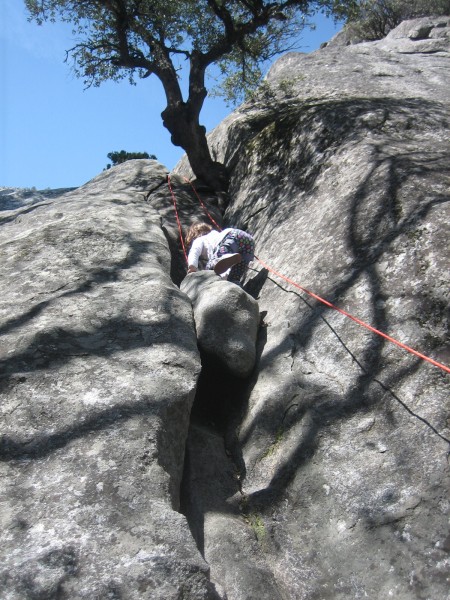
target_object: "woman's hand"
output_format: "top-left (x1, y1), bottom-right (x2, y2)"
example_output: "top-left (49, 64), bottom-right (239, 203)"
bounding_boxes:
top-left (187, 265), bottom-right (197, 273)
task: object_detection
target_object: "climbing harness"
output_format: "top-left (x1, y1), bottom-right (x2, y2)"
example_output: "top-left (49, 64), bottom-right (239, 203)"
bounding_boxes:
top-left (168, 176), bottom-right (450, 376)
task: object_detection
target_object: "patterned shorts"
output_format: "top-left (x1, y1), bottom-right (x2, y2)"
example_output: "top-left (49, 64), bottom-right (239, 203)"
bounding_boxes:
top-left (206, 229), bottom-right (255, 284)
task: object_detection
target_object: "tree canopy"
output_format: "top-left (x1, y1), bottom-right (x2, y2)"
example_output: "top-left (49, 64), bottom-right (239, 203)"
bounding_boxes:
top-left (105, 150), bottom-right (157, 169)
top-left (25, 0), bottom-right (355, 192)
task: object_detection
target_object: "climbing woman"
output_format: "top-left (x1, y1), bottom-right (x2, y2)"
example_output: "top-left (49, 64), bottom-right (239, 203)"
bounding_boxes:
top-left (185, 222), bottom-right (255, 286)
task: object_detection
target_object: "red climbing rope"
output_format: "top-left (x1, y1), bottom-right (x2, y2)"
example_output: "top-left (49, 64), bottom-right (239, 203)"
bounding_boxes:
top-left (256, 256), bottom-right (450, 375)
top-left (168, 177), bottom-right (450, 376)
top-left (182, 176), bottom-right (222, 231)
top-left (167, 175), bottom-right (188, 263)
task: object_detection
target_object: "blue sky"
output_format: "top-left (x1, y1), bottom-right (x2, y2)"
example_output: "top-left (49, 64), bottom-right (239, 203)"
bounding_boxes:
top-left (1, 1), bottom-right (343, 190)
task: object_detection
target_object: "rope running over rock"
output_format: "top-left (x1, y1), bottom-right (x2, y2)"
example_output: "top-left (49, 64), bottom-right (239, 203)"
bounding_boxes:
top-left (168, 177), bottom-right (450, 376)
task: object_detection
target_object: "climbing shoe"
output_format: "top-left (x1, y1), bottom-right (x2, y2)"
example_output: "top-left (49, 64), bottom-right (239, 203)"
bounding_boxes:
top-left (214, 253), bottom-right (242, 275)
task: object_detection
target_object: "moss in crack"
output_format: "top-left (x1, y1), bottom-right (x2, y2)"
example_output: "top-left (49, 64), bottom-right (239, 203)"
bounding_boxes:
top-left (406, 227), bottom-right (424, 242)
top-left (260, 427), bottom-right (284, 460)
top-left (247, 512), bottom-right (267, 544)
top-left (239, 495), bottom-right (267, 545)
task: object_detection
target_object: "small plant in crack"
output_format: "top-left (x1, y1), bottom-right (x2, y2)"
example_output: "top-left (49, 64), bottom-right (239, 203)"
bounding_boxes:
top-left (240, 496), bottom-right (268, 546)
top-left (261, 427), bottom-right (284, 459)
top-left (246, 512), bottom-right (267, 543)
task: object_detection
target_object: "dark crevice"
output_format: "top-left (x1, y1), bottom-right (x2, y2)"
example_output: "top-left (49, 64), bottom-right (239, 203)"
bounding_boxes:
top-left (165, 188), bottom-right (274, 592)
top-left (188, 356), bottom-right (250, 435)
top-left (170, 229), bottom-right (269, 536)
top-left (179, 355), bottom-right (251, 555)
top-left (179, 288), bottom-right (269, 557)
top-left (144, 177), bottom-right (168, 201)
top-left (177, 296), bottom-right (275, 600)
top-left (161, 224), bottom-right (188, 286)
top-left (164, 207), bottom-right (243, 578)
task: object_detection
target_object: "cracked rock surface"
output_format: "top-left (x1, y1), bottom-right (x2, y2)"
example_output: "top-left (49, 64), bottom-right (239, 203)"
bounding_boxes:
top-left (1, 15), bottom-right (449, 600)
top-left (0, 161), bottom-right (219, 599)
top-left (176, 17), bottom-right (450, 600)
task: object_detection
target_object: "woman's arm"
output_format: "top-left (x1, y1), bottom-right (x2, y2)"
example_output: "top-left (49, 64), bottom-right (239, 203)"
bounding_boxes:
top-left (187, 237), bottom-right (203, 272)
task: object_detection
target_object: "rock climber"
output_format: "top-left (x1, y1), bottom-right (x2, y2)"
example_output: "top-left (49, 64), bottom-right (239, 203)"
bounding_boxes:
top-left (185, 222), bottom-right (255, 285)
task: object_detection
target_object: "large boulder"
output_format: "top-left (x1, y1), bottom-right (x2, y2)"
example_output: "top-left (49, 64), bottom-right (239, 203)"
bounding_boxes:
top-left (0, 161), bottom-right (219, 599)
top-left (377, 15), bottom-right (450, 53)
top-left (180, 271), bottom-right (259, 379)
top-left (175, 18), bottom-right (450, 600)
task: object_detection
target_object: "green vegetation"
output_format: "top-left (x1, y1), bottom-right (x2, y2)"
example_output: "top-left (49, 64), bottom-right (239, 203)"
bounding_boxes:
top-left (261, 427), bottom-right (284, 459)
top-left (240, 494), bottom-right (267, 545)
top-left (346, 0), bottom-right (450, 41)
top-left (105, 150), bottom-right (156, 170)
top-left (25, 0), bottom-right (356, 192)
top-left (246, 512), bottom-right (267, 543)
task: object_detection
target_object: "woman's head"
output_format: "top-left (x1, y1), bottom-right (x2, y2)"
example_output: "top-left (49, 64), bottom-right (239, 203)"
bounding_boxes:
top-left (186, 222), bottom-right (213, 247)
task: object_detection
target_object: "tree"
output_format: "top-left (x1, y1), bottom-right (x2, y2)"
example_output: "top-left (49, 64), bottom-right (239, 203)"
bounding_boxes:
top-left (345, 0), bottom-right (450, 40)
top-left (25, 0), bottom-right (353, 192)
top-left (105, 149), bottom-right (157, 169)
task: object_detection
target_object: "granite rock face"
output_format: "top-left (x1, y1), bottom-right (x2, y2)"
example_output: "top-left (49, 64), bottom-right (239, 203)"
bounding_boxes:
top-left (1, 15), bottom-right (450, 600)
top-left (176, 17), bottom-right (450, 600)
top-left (325, 14), bottom-right (450, 49)
top-left (0, 161), bottom-right (219, 599)
top-left (181, 271), bottom-right (259, 378)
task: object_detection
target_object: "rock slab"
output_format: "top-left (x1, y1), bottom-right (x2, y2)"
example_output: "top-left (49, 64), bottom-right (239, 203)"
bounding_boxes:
top-left (176, 17), bottom-right (450, 600)
top-left (0, 161), bottom-right (218, 599)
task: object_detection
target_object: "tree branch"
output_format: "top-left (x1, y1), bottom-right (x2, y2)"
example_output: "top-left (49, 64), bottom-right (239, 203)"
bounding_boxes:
top-left (206, 0), bottom-right (236, 38)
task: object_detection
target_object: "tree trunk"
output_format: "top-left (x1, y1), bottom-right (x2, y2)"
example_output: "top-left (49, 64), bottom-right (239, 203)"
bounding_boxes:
top-left (161, 103), bottom-right (229, 193)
